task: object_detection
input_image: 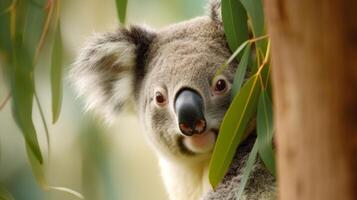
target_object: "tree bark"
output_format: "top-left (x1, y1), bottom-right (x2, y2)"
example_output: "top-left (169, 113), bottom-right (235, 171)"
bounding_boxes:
top-left (264, 0), bottom-right (357, 200)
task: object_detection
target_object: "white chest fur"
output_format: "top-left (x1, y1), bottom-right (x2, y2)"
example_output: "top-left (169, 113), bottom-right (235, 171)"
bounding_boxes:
top-left (159, 158), bottom-right (212, 200)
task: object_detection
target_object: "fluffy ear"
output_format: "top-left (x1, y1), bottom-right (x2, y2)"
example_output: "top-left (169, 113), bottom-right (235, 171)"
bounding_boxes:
top-left (70, 26), bottom-right (155, 122)
top-left (209, 0), bottom-right (222, 24)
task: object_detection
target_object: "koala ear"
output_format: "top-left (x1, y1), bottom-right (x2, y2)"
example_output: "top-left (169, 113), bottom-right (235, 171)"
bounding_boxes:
top-left (70, 26), bottom-right (155, 122)
top-left (209, 0), bottom-right (222, 24)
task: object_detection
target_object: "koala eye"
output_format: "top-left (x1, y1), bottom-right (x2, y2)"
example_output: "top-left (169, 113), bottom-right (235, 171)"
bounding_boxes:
top-left (212, 75), bottom-right (230, 95)
top-left (215, 79), bottom-right (226, 91)
top-left (155, 88), bottom-right (168, 106)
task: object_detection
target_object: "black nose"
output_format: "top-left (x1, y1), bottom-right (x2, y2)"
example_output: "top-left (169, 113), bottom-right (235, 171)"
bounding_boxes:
top-left (174, 89), bottom-right (206, 136)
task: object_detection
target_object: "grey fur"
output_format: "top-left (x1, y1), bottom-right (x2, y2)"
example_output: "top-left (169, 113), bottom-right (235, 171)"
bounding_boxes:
top-left (208, 0), bottom-right (222, 24)
top-left (203, 135), bottom-right (276, 200)
top-left (139, 16), bottom-right (235, 160)
top-left (70, 0), bottom-right (276, 199)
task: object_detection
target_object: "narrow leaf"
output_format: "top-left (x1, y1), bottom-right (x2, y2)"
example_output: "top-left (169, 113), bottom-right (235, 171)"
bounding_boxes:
top-left (231, 43), bottom-right (251, 97)
top-left (236, 139), bottom-right (259, 199)
top-left (34, 91), bottom-right (50, 156)
top-left (51, 22), bottom-right (63, 123)
top-left (221, 0), bottom-right (249, 58)
top-left (23, 2), bottom-right (46, 60)
top-left (209, 74), bottom-right (261, 188)
top-left (115, 0), bottom-right (127, 24)
top-left (257, 90), bottom-right (276, 175)
top-left (26, 144), bottom-right (46, 186)
top-left (240, 0), bottom-right (267, 53)
top-left (10, 38), bottom-right (43, 163)
top-left (0, 8), bottom-right (12, 54)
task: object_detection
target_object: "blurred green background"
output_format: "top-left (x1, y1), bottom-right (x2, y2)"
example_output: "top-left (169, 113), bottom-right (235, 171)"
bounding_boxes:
top-left (0, 0), bottom-right (207, 199)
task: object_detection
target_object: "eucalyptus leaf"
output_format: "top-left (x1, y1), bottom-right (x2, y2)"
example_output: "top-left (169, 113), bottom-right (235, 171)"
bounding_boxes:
top-left (236, 139), bottom-right (259, 199)
top-left (3, 1), bottom-right (83, 199)
top-left (221, 0), bottom-right (249, 58)
top-left (209, 74), bottom-right (261, 189)
top-left (240, 0), bottom-right (267, 53)
top-left (115, 0), bottom-right (127, 24)
top-left (51, 22), bottom-right (63, 123)
top-left (0, 11), bottom-right (12, 54)
top-left (26, 143), bottom-right (46, 186)
top-left (10, 38), bottom-right (43, 163)
top-left (23, 2), bottom-right (46, 60)
top-left (14, 1), bottom-right (30, 41)
top-left (257, 90), bottom-right (276, 175)
top-left (231, 43), bottom-right (251, 97)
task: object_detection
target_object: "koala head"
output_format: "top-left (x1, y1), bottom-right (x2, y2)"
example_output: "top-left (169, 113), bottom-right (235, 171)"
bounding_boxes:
top-left (71, 1), bottom-right (237, 162)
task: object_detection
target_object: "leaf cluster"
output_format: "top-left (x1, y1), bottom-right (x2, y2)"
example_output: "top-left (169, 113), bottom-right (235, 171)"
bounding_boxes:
top-left (208, 0), bottom-right (276, 198)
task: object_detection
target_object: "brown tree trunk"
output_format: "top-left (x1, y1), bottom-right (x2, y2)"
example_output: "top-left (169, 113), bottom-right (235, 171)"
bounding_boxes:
top-left (263, 0), bottom-right (357, 200)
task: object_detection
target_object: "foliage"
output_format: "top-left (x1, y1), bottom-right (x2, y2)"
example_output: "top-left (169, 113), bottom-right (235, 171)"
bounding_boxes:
top-left (221, 0), bottom-right (248, 60)
top-left (208, 0), bottom-right (276, 197)
top-left (115, 0), bottom-right (128, 24)
top-left (0, 0), bottom-right (127, 198)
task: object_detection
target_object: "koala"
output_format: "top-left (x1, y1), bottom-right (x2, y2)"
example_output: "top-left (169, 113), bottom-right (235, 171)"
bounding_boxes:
top-left (70, 0), bottom-right (276, 199)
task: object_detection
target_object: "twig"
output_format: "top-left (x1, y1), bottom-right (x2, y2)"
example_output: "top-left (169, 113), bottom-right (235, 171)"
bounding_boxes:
top-left (255, 40), bottom-right (271, 90)
top-left (248, 34), bottom-right (269, 44)
top-left (256, 40), bottom-right (271, 74)
top-left (264, 40), bottom-right (272, 89)
top-left (34, 0), bottom-right (55, 63)
top-left (215, 35), bottom-right (270, 77)
top-left (0, 93), bottom-right (11, 111)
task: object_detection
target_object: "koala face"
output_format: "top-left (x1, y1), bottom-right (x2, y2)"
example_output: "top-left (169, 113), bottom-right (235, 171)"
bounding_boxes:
top-left (71, 1), bottom-right (236, 162)
top-left (140, 17), bottom-right (236, 161)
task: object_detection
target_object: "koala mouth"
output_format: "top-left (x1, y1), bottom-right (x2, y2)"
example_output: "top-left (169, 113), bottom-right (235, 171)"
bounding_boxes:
top-left (178, 129), bottom-right (218, 156)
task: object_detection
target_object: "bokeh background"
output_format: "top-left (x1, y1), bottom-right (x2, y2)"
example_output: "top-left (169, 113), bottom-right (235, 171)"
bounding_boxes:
top-left (0, 0), bottom-right (207, 199)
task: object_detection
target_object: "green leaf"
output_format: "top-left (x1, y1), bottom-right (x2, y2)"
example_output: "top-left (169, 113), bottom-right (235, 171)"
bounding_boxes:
top-left (257, 90), bottom-right (276, 175)
top-left (209, 74), bottom-right (261, 189)
top-left (10, 38), bottom-right (43, 163)
top-left (0, 7), bottom-right (12, 55)
top-left (26, 143), bottom-right (46, 186)
top-left (240, 0), bottom-right (267, 53)
top-left (23, 2), bottom-right (46, 60)
top-left (115, 0), bottom-right (128, 24)
top-left (231, 43), bottom-right (251, 97)
top-left (51, 22), bottom-right (63, 123)
top-left (221, 0), bottom-right (249, 57)
top-left (236, 139), bottom-right (259, 199)
top-left (34, 91), bottom-right (50, 156)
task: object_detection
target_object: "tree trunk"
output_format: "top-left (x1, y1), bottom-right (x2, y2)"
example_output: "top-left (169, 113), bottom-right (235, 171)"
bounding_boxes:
top-left (263, 0), bottom-right (357, 200)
